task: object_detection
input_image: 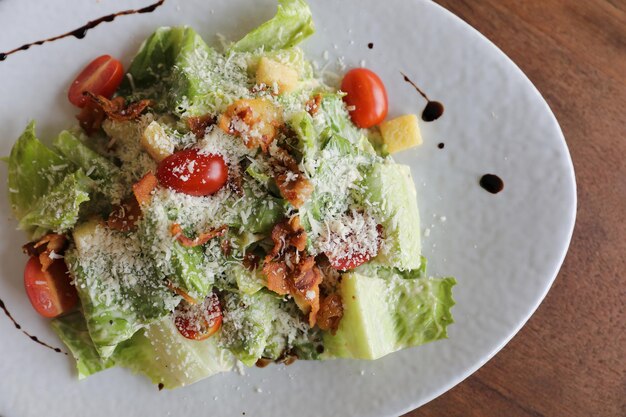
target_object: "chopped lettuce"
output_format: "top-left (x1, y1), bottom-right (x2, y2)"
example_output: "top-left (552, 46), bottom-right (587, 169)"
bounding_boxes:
top-left (231, 0), bottom-right (315, 52)
top-left (69, 221), bottom-right (178, 358)
top-left (122, 26), bottom-right (249, 116)
top-left (323, 272), bottom-right (456, 359)
top-left (7, 122), bottom-right (71, 220)
top-left (53, 131), bottom-right (119, 181)
top-left (18, 170), bottom-right (92, 235)
top-left (51, 312), bottom-right (115, 379)
top-left (115, 318), bottom-right (235, 389)
top-left (220, 290), bottom-right (310, 366)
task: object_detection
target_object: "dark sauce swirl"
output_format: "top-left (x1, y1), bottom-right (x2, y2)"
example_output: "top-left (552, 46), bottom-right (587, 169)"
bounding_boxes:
top-left (0, 0), bottom-right (166, 62)
top-left (0, 298), bottom-right (66, 354)
top-left (400, 72), bottom-right (444, 122)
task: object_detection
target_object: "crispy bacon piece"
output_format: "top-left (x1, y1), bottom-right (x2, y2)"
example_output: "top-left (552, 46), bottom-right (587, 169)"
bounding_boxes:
top-left (263, 216), bottom-right (323, 326)
top-left (77, 100), bottom-right (107, 136)
top-left (305, 93), bottom-right (323, 116)
top-left (170, 224), bottom-right (228, 248)
top-left (243, 252), bottom-right (260, 272)
top-left (317, 294), bottom-right (343, 335)
top-left (77, 92), bottom-right (152, 135)
top-left (133, 172), bottom-right (159, 207)
top-left (165, 280), bottom-right (198, 305)
top-left (106, 197), bottom-right (142, 232)
top-left (270, 147), bottom-right (313, 208)
top-left (22, 234), bottom-right (68, 272)
top-left (186, 114), bottom-right (216, 139)
top-left (84, 92), bottom-right (153, 122)
top-left (228, 166), bottom-right (244, 196)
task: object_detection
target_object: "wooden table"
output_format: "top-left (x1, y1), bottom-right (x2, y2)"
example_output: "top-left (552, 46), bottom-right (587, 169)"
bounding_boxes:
top-left (404, 1), bottom-right (626, 416)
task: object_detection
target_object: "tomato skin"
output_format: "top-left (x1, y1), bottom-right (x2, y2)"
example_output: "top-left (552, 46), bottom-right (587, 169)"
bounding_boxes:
top-left (156, 149), bottom-right (228, 196)
top-left (24, 256), bottom-right (78, 318)
top-left (326, 224), bottom-right (383, 272)
top-left (340, 68), bottom-right (388, 128)
top-left (174, 293), bottom-right (222, 341)
top-left (68, 55), bottom-right (124, 108)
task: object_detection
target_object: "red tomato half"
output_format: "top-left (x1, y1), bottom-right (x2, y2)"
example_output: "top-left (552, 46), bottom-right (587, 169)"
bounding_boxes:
top-left (24, 256), bottom-right (78, 318)
top-left (174, 293), bottom-right (222, 341)
top-left (326, 224), bottom-right (383, 271)
top-left (340, 68), bottom-right (388, 128)
top-left (157, 149), bottom-right (228, 196)
top-left (68, 55), bottom-right (124, 108)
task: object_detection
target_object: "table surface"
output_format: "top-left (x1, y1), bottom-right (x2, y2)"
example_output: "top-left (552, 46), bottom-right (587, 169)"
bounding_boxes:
top-left (405, 1), bottom-right (626, 416)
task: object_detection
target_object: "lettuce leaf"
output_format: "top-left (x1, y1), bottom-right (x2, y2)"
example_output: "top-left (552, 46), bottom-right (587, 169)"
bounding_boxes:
top-left (53, 131), bottom-right (119, 181)
top-left (69, 221), bottom-right (179, 358)
top-left (231, 0), bottom-right (315, 52)
top-left (18, 170), bottom-right (92, 235)
top-left (51, 312), bottom-right (115, 379)
top-left (7, 121), bottom-right (71, 221)
top-left (323, 272), bottom-right (456, 360)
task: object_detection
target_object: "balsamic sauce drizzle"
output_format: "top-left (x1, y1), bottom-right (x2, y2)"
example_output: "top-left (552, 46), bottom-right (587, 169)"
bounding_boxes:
top-left (400, 72), bottom-right (444, 122)
top-left (0, 298), bottom-right (67, 354)
top-left (479, 174), bottom-right (504, 194)
top-left (0, 0), bottom-right (166, 62)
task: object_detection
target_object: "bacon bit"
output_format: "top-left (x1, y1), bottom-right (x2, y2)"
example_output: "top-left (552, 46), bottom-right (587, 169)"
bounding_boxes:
top-left (317, 294), bottom-right (343, 335)
top-left (220, 239), bottom-right (232, 257)
top-left (77, 99), bottom-right (107, 136)
top-left (243, 252), bottom-right (260, 271)
top-left (228, 167), bottom-right (244, 196)
top-left (264, 262), bottom-right (290, 295)
top-left (263, 217), bottom-right (323, 326)
top-left (165, 280), bottom-right (198, 305)
top-left (305, 94), bottom-right (323, 116)
top-left (255, 358), bottom-right (273, 368)
top-left (106, 197), bottom-right (142, 232)
top-left (186, 114), bottom-right (216, 139)
top-left (133, 172), bottom-right (159, 207)
top-left (270, 147), bottom-right (313, 208)
top-left (84, 92), bottom-right (152, 122)
top-left (22, 234), bottom-right (68, 272)
top-left (170, 224), bottom-right (228, 248)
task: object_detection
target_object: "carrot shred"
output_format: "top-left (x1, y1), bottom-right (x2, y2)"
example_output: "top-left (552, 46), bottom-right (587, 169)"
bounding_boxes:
top-left (165, 280), bottom-right (198, 305)
top-left (132, 172), bottom-right (158, 206)
top-left (169, 223), bottom-right (228, 248)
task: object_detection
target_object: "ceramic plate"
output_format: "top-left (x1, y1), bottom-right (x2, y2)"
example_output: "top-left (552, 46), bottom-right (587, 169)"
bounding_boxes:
top-left (0, 1), bottom-right (576, 416)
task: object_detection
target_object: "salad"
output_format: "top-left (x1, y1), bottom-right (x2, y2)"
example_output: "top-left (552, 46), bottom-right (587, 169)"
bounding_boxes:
top-left (5, 0), bottom-right (455, 389)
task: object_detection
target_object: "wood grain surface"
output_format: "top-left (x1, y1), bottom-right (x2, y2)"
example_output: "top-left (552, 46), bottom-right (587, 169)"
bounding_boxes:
top-left (404, 1), bottom-right (626, 416)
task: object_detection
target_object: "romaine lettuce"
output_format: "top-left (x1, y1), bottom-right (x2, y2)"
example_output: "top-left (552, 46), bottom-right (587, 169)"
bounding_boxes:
top-left (231, 0), bottom-right (315, 52)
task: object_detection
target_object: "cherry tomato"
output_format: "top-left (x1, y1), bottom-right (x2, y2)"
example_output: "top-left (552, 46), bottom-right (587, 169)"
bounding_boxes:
top-left (156, 149), bottom-right (228, 197)
top-left (68, 55), bottom-right (124, 108)
top-left (326, 224), bottom-right (383, 271)
top-left (24, 256), bottom-right (78, 318)
top-left (340, 68), bottom-right (388, 128)
top-left (174, 293), bottom-right (222, 341)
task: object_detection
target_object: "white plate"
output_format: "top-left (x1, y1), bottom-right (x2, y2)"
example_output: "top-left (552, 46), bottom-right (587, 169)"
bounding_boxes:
top-left (0, 1), bottom-right (576, 416)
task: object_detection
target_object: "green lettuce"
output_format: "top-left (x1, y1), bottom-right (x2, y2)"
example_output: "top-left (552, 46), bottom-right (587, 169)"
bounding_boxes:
top-left (69, 220), bottom-right (178, 358)
top-left (53, 131), bottom-right (119, 181)
top-left (51, 312), bottom-right (115, 379)
top-left (122, 26), bottom-right (249, 116)
top-left (7, 121), bottom-right (71, 220)
top-left (231, 0), bottom-right (315, 52)
top-left (18, 170), bottom-right (92, 234)
top-left (323, 272), bottom-right (456, 360)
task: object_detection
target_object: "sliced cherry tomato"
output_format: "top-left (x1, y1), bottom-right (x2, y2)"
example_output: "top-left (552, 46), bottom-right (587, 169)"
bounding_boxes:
top-left (156, 149), bottom-right (228, 197)
top-left (326, 223), bottom-right (383, 271)
top-left (24, 256), bottom-right (78, 318)
top-left (174, 293), bottom-right (222, 341)
top-left (68, 55), bottom-right (124, 108)
top-left (340, 68), bottom-right (388, 128)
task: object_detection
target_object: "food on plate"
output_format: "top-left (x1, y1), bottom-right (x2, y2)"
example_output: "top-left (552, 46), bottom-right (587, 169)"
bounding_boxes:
top-left (4, 0), bottom-right (455, 389)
